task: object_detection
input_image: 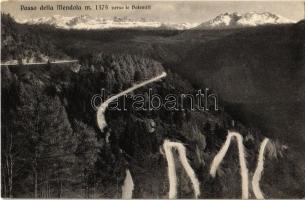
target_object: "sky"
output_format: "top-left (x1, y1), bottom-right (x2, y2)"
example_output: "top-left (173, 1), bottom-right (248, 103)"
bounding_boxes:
top-left (1, 1), bottom-right (304, 23)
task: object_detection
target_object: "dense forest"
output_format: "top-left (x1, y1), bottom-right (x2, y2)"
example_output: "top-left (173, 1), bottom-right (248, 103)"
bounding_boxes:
top-left (1, 13), bottom-right (305, 198)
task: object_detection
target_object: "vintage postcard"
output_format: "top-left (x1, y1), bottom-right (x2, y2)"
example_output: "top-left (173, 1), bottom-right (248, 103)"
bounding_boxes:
top-left (1, 0), bottom-right (304, 199)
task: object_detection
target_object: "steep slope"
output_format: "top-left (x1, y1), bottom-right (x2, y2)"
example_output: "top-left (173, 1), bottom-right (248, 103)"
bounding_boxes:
top-left (3, 51), bottom-right (304, 198)
top-left (175, 22), bottom-right (305, 150)
top-left (1, 13), bottom-right (68, 63)
top-left (0, 52), bottom-right (254, 198)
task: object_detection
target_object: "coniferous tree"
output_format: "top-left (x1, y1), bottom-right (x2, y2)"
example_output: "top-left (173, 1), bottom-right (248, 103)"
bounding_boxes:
top-left (7, 79), bottom-right (78, 197)
top-left (73, 120), bottom-right (101, 197)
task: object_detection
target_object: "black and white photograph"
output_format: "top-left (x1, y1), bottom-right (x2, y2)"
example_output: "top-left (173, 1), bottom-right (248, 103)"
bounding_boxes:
top-left (1, 0), bottom-right (305, 198)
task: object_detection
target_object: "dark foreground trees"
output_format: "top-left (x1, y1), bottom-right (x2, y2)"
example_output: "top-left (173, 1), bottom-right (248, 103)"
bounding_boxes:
top-left (1, 72), bottom-right (99, 197)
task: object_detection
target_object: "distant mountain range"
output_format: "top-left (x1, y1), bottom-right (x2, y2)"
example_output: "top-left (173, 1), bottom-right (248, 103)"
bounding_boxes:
top-left (16, 12), bottom-right (296, 30)
top-left (16, 15), bottom-right (199, 30)
top-left (195, 12), bottom-right (296, 29)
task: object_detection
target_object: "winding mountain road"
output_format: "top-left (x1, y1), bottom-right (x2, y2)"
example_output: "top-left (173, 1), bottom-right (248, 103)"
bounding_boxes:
top-left (0, 60), bottom-right (79, 66)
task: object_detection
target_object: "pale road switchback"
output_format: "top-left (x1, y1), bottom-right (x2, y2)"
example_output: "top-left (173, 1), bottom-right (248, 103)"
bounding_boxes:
top-left (0, 60), bottom-right (79, 66)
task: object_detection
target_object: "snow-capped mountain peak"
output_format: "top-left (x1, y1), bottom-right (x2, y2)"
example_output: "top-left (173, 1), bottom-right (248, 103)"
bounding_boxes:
top-left (15, 12), bottom-right (295, 30)
top-left (15, 15), bottom-right (198, 30)
top-left (237, 12), bottom-right (294, 26)
top-left (195, 12), bottom-right (295, 29)
top-left (208, 12), bottom-right (241, 26)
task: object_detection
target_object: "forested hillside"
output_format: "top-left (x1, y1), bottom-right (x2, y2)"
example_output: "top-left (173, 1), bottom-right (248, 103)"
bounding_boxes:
top-left (1, 13), bottom-right (68, 63)
top-left (0, 52), bottom-right (248, 198)
top-left (175, 21), bottom-right (305, 149)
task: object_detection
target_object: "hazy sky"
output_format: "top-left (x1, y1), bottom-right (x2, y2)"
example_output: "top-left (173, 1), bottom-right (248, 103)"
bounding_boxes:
top-left (1, 1), bottom-right (304, 23)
